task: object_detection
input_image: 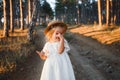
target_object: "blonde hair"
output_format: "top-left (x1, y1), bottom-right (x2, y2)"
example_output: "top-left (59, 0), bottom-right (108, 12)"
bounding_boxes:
top-left (44, 21), bottom-right (68, 35)
top-left (45, 29), bottom-right (55, 41)
top-left (45, 26), bottom-right (67, 42)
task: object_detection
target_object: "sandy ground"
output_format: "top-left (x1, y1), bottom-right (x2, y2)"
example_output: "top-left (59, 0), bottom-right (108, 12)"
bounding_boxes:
top-left (1, 29), bottom-right (120, 80)
top-left (68, 32), bottom-right (120, 80)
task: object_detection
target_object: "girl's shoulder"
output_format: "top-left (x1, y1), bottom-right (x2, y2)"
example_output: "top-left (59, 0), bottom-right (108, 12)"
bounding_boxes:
top-left (44, 42), bottom-right (49, 47)
top-left (45, 39), bottom-right (68, 45)
top-left (45, 41), bottom-right (56, 45)
top-left (45, 42), bottom-right (50, 45)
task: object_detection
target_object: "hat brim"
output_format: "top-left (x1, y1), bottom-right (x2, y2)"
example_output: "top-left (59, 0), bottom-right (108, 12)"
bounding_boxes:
top-left (44, 21), bottom-right (67, 35)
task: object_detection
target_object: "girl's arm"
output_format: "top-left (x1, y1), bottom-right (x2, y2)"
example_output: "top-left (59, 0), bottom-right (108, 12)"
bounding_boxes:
top-left (58, 34), bottom-right (65, 54)
top-left (36, 42), bottom-right (49, 60)
top-left (36, 51), bottom-right (47, 60)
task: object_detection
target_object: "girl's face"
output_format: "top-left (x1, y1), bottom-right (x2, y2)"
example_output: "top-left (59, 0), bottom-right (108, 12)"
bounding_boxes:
top-left (52, 27), bottom-right (65, 41)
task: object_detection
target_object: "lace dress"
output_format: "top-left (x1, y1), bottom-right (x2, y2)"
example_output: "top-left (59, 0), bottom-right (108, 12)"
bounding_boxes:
top-left (40, 39), bottom-right (75, 80)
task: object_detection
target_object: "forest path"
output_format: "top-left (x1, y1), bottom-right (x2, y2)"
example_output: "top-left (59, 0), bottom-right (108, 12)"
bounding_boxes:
top-left (3, 29), bottom-right (120, 80)
top-left (70, 45), bottom-right (106, 80)
top-left (68, 32), bottom-right (120, 80)
top-left (35, 29), bottom-right (107, 80)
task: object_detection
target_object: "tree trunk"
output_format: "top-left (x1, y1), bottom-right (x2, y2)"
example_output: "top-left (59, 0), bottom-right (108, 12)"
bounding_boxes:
top-left (98, 0), bottom-right (102, 26)
top-left (27, 0), bottom-right (39, 42)
top-left (10, 0), bottom-right (14, 32)
top-left (106, 0), bottom-right (110, 26)
top-left (110, 0), bottom-right (113, 25)
top-left (77, 5), bottom-right (80, 24)
top-left (28, 0), bottom-right (31, 24)
top-left (20, 0), bottom-right (24, 30)
top-left (3, 0), bottom-right (9, 37)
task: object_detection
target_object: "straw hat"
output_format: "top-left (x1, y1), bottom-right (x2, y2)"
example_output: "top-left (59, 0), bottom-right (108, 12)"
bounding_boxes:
top-left (44, 20), bottom-right (68, 35)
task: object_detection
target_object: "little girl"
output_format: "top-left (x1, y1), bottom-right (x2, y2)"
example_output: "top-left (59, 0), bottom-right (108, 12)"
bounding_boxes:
top-left (36, 20), bottom-right (76, 80)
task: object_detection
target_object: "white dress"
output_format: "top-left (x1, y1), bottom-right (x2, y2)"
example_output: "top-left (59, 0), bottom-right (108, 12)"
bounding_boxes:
top-left (40, 39), bottom-right (76, 80)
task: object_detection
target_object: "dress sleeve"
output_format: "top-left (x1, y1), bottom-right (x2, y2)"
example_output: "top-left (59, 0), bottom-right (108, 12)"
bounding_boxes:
top-left (42, 42), bottom-right (48, 54)
top-left (64, 39), bottom-right (70, 52)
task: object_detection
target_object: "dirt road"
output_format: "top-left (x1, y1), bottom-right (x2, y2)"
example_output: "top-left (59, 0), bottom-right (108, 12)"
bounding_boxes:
top-left (68, 32), bottom-right (120, 80)
top-left (2, 29), bottom-right (120, 80)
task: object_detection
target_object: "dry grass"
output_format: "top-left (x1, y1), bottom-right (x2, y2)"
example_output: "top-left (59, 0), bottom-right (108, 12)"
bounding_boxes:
top-left (0, 29), bottom-right (28, 38)
top-left (0, 29), bottom-right (38, 75)
top-left (70, 25), bottom-right (120, 44)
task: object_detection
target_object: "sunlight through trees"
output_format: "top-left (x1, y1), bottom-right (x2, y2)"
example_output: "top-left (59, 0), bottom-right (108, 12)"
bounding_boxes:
top-left (0, 0), bottom-right (120, 39)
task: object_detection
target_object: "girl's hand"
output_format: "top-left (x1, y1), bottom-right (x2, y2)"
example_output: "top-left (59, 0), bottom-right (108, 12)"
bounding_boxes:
top-left (44, 49), bottom-right (49, 55)
top-left (36, 50), bottom-right (47, 60)
top-left (57, 33), bottom-right (65, 54)
top-left (57, 33), bottom-right (64, 41)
